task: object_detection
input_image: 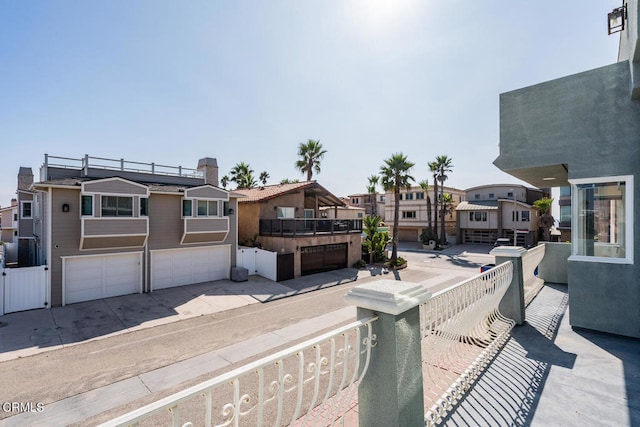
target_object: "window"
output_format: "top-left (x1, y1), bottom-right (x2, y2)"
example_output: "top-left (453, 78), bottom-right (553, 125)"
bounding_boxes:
top-left (560, 205), bottom-right (571, 223)
top-left (416, 192), bottom-right (425, 200)
top-left (507, 192), bottom-right (514, 198)
top-left (474, 194), bottom-right (480, 200)
top-left (101, 196), bottom-right (133, 217)
top-left (183, 199), bottom-right (193, 217)
top-left (405, 193), bottom-right (414, 200)
top-left (560, 186), bottom-right (571, 197)
top-left (140, 198), bottom-right (149, 216)
top-left (380, 196), bottom-right (385, 202)
top-left (472, 211), bottom-right (487, 221)
top-left (277, 207), bottom-right (295, 219)
top-left (402, 211), bottom-right (416, 219)
top-left (357, 212), bottom-right (363, 218)
top-left (21, 201), bottom-right (32, 219)
top-left (571, 176), bottom-right (633, 263)
top-left (81, 195), bottom-right (93, 216)
top-left (512, 211), bottom-right (519, 221)
top-left (521, 211), bottom-right (530, 222)
top-left (197, 200), bottom-right (219, 217)
top-left (489, 193), bottom-right (495, 199)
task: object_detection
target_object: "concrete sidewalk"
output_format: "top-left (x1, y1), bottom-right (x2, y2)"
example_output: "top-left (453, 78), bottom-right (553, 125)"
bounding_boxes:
top-left (0, 269), bottom-right (361, 362)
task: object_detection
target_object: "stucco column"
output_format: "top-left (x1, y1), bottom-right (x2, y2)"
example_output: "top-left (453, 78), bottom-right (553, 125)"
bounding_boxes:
top-left (344, 279), bottom-right (431, 427)
top-left (490, 246), bottom-right (527, 325)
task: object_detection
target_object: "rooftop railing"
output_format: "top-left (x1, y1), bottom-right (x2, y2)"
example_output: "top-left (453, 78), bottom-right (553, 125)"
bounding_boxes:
top-left (42, 154), bottom-right (203, 180)
top-left (259, 219), bottom-right (363, 237)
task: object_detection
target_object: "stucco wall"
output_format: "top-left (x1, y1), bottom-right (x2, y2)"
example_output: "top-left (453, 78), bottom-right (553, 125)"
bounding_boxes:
top-left (498, 61), bottom-right (640, 338)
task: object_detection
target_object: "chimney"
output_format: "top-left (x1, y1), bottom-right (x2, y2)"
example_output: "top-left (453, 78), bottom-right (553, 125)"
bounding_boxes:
top-left (197, 158), bottom-right (219, 187)
top-left (18, 167), bottom-right (34, 191)
top-left (11, 198), bottom-right (18, 207)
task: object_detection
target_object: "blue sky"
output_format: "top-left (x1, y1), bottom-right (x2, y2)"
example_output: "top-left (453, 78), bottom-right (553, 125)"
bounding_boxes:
top-left (0, 1), bottom-right (621, 204)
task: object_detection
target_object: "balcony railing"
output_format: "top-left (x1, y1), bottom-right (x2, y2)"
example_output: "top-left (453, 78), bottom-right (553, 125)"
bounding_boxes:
top-left (259, 219), bottom-right (363, 237)
top-left (98, 316), bottom-right (377, 427)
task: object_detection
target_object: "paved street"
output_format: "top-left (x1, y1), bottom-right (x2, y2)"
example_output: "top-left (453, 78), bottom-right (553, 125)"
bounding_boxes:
top-left (0, 244), bottom-right (493, 426)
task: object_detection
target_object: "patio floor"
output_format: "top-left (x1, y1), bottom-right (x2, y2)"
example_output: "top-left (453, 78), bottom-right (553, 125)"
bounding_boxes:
top-left (332, 283), bottom-right (640, 426)
top-left (441, 283), bottom-right (640, 426)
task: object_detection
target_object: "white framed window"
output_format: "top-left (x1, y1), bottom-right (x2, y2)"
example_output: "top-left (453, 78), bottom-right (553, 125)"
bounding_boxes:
top-left (416, 192), bottom-right (425, 200)
top-left (277, 207), bottom-right (295, 219)
top-left (521, 211), bottom-right (530, 222)
top-left (182, 199), bottom-right (193, 217)
top-left (81, 195), bottom-right (93, 216)
top-left (196, 199), bottom-right (220, 217)
top-left (20, 201), bottom-right (32, 219)
top-left (402, 211), bottom-right (417, 219)
top-left (101, 196), bottom-right (133, 217)
top-left (569, 175), bottom-right (633, 264)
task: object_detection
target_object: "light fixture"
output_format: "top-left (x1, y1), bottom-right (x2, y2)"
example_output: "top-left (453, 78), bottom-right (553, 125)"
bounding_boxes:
top-left (608, 4), bottom-right (626, 35)
top-left (62, 203), bottom-right (70, 213)
top-left (228, 208), bottom-right (234, 215)
top-left (542, 177), bottom-right (556, 181)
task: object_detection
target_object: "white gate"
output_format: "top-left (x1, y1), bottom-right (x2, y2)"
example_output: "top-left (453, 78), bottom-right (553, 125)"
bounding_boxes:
top-left (237, 247), bottom-right (277, 281)
top-left (2, 266), bottom-right (49, 314)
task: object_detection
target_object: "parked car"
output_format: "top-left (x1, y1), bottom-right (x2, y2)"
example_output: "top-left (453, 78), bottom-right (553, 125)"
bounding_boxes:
top-left (480, 263), bottom-right (495, 273)
top-left (493, 238), bottom-right (511, 247)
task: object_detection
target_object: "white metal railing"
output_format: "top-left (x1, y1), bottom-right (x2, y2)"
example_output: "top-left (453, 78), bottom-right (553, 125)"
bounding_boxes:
top-left (98, 316), bottom-right (377, 427)
top-left (522, 244), bottom-right (546, 306)
top-left (43, 154), bottom-right (203, 179)
top-left (420, 262), bottom-right (515, 426)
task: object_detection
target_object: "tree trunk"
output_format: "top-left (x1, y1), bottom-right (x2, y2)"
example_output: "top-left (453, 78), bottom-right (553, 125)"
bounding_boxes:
top-left (427, 196), bottom-right (432, 230)
top-left (433, 180), bottom-right (439, 244)
top-left (392, 186), bottom-right (400, 263)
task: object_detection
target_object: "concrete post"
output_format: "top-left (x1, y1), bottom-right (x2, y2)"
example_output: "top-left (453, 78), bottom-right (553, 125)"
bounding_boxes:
top-left (490, 246), bottom-right (527, 325)
top-left (344, 279), bottom-right (431, 427)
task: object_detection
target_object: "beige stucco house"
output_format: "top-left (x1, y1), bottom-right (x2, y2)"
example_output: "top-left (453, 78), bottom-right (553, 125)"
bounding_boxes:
top-left (384, 185), bottom-right (465, 243)
top-left (235, 182), bottom-right (363, 278)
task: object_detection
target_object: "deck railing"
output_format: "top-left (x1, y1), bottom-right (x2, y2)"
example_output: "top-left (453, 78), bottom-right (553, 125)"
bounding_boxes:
top-left (420, 262), bottom-right (515, 426)
top-left (43, 154), bottom-right (203, 179)
top-left (98, 316), bottom-right (377, 427)
top-left (259, 219), bottom-right (363, 237)
top-left (522, 244), bottom-right (546, 306)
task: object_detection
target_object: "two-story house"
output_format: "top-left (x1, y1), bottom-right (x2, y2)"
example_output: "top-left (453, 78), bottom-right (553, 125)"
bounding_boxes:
top-left (384, 185), bottom-right (465, 243)
top-left (235, 182), bottom-right (363, 278)
top-left (456, 184), bottom-right (544, 247)
top-left (0, 199), bottom-right (18, 265)
top-left (346, 192), bottom-right (385, 220)
top-left (21, 154), bottom-right (240, 307)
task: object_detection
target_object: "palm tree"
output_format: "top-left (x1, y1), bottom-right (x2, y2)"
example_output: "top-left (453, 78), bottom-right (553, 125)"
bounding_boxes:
top-left (380, 153), bottom-right (415, 265)
top-left (280, 178), bottom-right (300, 184)
top-left (259, 171), bottom-right (270, 186)
top-left (533, 197), bottom-right (555, 241)
top-left (440, 193), bottom-right (454, 243)
top-left (367, 175), bottom-right (379, 216)
top-left (220, 175), bottom-right (229, 189)
top-left (434, 155), bottom-right (453, 245)
top-left (229, 162), bottom-right (257, 189)
top-left (295, 139), bottom-right (327, 181)
top-left (428, 161), bottom-right (439, 242)
top-left (418, 179), bottom-right (432, 231)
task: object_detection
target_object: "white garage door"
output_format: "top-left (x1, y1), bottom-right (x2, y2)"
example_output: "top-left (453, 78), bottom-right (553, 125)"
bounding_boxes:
top-left (63, 252), bottom-right (142, 305)
top-left (151, 246), bottom-right (230, 290)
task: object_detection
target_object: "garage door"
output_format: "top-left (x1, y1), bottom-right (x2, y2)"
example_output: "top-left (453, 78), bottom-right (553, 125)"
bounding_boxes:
top-left (301, 244), bottom-right (347, 276)
top-left (64, 252), bottom-right (142, 305)
top-left (151, 246), bottom-right (230, 290)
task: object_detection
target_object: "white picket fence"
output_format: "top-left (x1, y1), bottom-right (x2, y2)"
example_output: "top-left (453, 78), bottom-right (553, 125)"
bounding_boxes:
top-left (236, 247), bottom-right (277, 282)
